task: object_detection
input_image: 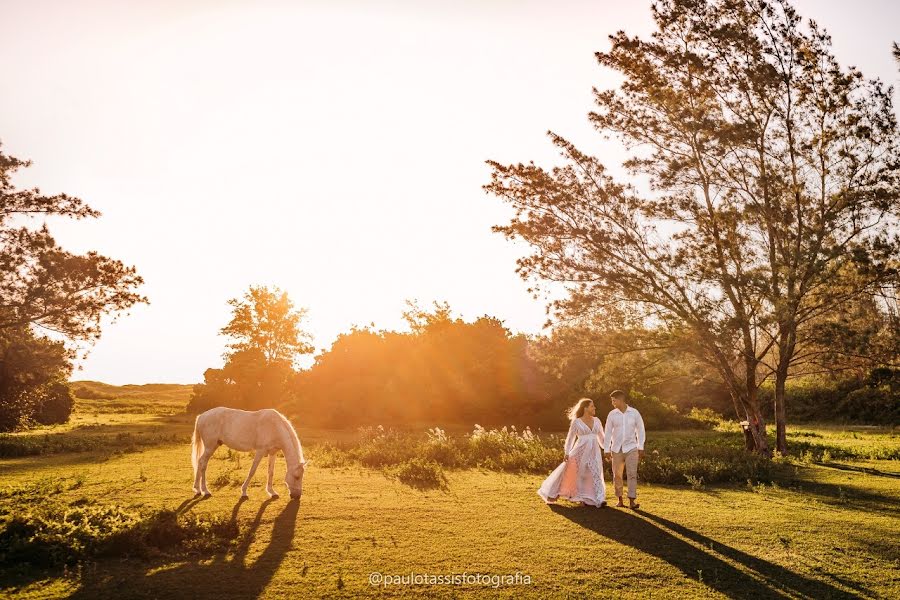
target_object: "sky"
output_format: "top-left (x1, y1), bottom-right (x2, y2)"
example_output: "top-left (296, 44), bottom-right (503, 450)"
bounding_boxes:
top-left (1, 0), bottom-right (899, 384)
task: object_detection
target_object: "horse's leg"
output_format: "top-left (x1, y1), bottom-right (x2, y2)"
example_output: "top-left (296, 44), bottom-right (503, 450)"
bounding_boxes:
top-left (193, 461), bottom-right (203, 496)
top-left (198, 445), bottom-right (217, 497)
top-left (266, 451), bottom-right (279, 498)
top-left (240, 451), bottom-right (265, 498)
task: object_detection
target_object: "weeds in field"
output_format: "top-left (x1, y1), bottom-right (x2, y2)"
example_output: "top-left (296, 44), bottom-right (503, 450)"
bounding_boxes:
top-left (303, 425), bottom-right (797, 486)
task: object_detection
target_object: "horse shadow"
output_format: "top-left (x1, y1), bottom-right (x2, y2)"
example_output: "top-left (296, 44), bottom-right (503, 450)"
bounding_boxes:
top-left (549, 505), bottom-right (868, 599)
top-left (69, 497), bottom-right (300, 599)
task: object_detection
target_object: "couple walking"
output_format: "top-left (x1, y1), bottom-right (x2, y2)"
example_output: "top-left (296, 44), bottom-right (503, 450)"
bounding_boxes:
top-left (537, 390), bottom-right (646, 509)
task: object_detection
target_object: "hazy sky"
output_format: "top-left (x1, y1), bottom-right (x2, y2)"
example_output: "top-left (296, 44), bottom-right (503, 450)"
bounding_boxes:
top-left (2, 0), bottom-right (898, 384)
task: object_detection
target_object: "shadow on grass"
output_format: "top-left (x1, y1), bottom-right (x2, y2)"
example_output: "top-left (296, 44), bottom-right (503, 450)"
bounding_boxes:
top-left (68, 497), bottom-right (301, 600)
top-left (785, 469), bottom-right (900, 518)
top-left (818, 461), bottom-right (900, 479)
top-left (549, 504), bottom-right (867, 599)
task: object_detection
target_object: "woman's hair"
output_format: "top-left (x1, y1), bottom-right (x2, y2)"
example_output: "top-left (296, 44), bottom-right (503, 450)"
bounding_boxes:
top-left (566, 398), bottom-right (594, 420)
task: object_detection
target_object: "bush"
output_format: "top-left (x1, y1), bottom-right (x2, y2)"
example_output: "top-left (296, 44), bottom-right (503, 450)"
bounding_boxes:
top-left (71, 385), bottom-right (115, 400)
top-left (759, 372), bottom-right (900, 425)
top-left (389, 458), bottom-right (449, 491)
top-left (351, 426), bottom-right (413, 468)
top-left (467, 425), bottom-right (560, 472)
top-left (34, 383), bottom-right (74, 425)
top-left (0, 503), bottom-right (239, 567)
top-left (838, 388), bottom-right (900, 425)
top-left (628, 392), bottom-right (710, 430)
top-left (639, 444), bottom-right (774, 485)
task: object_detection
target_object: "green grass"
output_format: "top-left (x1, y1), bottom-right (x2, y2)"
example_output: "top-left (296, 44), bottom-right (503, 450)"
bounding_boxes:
top-left (0, 396), bottom-right (897, 598)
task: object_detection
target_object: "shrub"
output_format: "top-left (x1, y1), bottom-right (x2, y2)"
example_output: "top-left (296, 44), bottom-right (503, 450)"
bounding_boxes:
top-left (71, 385), bottom-right (115, 400)
top-left (838, 387), bottom-right (900, 425)
top-left (0, 503), bottom-right (239, 567)
top-left (421, 427), bottom-right (463, 468)
top-left (34, 383), bottom-right (75, 425)
top-left (627, 392), bottom-right (713, 430)
top-left (351, 426), bottom-right (412, 468)
top-left (759, 373), bottom-right (900, 425)
top-left (389, 458), bottom-right (449, 491)
top-left (467, 425), bottom-right (560, 473)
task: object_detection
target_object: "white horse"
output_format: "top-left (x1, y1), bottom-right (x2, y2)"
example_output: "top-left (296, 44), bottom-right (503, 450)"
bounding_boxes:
top-left (191, 407), bottom-right (306, 499)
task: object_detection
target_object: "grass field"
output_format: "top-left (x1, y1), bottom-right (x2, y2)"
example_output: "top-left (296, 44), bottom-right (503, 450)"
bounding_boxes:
top-left (0, 389), bottom-right (897, 599)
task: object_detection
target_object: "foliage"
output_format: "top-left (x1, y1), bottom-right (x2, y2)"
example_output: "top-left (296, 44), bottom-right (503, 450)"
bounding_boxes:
top-left (187, 286), bottom-right (313, 414)
top-left (0, 143), bottom-right (145, 431)
top-left (220, 285), bottom-right (314, 364)
top-left (187, 349), bottom-right (296, 414)
top-left (0, 502), bottom-right (238, 567)
top-left (758, 371), bottom-right (900, 425)
top-left (484, 0), bottom-right (900, 454)
top-left (0, 327), bottom-right (72, 431)
top-left (289, 303), bottom-right (549, 428)
top-left (34, 382), bottom-right (74, 425)
top-left (0, 143), bottom-right (146, 342)
top-left (312, 425), bottom-right (802, 485)
top-left (387, 458), bottom-right (449, 491)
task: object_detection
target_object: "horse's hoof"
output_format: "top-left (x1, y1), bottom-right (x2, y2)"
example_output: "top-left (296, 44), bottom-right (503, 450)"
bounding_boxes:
top-left (193, 492), bottom-right (202, 498)
top-left (240, 494), bottom-right (249, 500)
top-left (203, 493), bottom-right (212, 499)
top-left (269, 493), bottom-right (280, 499)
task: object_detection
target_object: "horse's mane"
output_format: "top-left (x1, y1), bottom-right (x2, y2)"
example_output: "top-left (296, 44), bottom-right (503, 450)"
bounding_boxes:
top-left (274, 410), bottom-right (305, 464)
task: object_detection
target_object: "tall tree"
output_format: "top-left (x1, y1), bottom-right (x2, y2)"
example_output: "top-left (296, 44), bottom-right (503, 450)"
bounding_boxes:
top-left (188, 286), bottom-right (313, 413)
top-left (0, 142), bottom-right (146, 430)
top-left (485, 0), bottom-right (900, 453)
top-left (220, 285), bottom-right (314, 364)
top-left (0, 143), bottom-right (146, 342)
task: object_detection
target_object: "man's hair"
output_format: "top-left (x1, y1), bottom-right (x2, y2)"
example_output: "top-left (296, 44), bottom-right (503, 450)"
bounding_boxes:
top-left (609, 390), bottom-right (627, 400)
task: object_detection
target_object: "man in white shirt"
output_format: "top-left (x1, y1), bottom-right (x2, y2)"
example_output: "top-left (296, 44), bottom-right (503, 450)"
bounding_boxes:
top-left (603, 390), bottom-right (646, 509)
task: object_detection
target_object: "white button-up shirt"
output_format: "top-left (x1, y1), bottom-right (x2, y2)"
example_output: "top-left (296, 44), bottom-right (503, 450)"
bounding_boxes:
top-left (604, 406), bottom-right (646, 453)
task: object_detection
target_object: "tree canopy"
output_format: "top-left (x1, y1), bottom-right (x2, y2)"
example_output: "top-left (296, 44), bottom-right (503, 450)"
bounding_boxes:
top-left (485, 0), bottom-right (900, 453)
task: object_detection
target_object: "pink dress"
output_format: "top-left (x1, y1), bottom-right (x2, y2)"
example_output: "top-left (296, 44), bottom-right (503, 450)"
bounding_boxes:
top-left (537, 417), bottom-right (607, 506)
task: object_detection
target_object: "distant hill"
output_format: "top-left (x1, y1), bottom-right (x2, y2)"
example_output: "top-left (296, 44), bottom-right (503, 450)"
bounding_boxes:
top-left (70, 381), bottom-right (194, 406)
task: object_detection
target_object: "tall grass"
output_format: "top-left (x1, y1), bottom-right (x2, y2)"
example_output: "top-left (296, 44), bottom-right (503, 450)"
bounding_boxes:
top-left (306, 426), bottom-right (810, 485)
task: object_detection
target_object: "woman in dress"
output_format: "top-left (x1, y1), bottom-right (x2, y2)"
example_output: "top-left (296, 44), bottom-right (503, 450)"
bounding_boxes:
top-left (537, 398), bottom-right (607, 507)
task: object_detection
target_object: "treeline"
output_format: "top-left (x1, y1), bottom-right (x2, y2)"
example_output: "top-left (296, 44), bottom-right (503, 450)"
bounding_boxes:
top-left (186, 288), bottom-right (899, 430)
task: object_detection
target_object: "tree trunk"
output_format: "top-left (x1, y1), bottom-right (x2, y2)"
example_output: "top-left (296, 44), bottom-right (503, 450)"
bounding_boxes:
top-left (774, 369), bottom-right (788, 455)
top-left (733, 385), bottom-right (770, 456)
top-left (745, 403), bottom-right (770, 456)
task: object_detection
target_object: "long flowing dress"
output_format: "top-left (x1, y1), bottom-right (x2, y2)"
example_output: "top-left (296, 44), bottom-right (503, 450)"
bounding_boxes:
top-left (537, 416), bottom-right (607, 506)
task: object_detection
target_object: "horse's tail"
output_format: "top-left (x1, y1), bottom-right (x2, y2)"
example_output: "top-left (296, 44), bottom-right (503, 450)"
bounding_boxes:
top-left (191, 415), bottom-right (204, 480)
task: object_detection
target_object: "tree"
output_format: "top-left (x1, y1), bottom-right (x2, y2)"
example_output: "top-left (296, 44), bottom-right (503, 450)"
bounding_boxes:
top-left (0, 143), bottom-right (146, 342)
top-left (187, 286), bottom-right (313, 413)
top-left (0, 327), bottom-right (72, 431)
top-left (485, 0), bottom-right (900, 453)
top-left (893, 42), bottom-right (900, 70)
top-left (220, 286), bottom-right (314, 364)
top-left (0, 142), bottom-right (146, 430)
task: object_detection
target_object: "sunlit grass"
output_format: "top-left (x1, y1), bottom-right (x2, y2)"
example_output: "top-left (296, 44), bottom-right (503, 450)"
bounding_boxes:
top-left (0, 397), bottom-right (897, 598)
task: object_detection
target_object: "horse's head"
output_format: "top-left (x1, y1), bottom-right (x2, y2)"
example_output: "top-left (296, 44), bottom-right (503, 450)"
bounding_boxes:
top-left (286, 460), bottom-right (306, 499)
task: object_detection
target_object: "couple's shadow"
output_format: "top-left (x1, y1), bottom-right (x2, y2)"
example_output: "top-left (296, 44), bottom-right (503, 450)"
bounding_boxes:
top-left (549, 504), bottom-right (866, 599)
top-left (69, 496), bottom-right (300, 600)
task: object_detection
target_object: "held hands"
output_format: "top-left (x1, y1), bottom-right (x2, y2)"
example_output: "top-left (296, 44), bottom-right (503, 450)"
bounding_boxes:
top-left (638, 450), bottom-right (645, 461)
